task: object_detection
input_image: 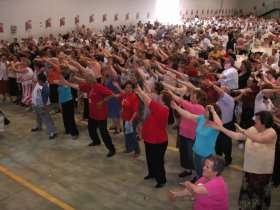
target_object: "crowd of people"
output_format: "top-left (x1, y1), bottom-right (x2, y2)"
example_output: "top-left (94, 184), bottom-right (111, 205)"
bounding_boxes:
top-left (1, 15), bottom-right (280, 209)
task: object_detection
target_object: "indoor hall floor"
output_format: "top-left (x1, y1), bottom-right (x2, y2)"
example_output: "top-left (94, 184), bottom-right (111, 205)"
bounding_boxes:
top-left (0, 101), bottom-right (280, 210)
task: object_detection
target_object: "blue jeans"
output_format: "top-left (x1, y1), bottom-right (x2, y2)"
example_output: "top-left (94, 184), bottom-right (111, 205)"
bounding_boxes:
top-left (123, 121), bottom-right (140, 154)
top-left (34, 106), bottom-right (56, 135)
top-left (193, 152), bottom-right (207, 180)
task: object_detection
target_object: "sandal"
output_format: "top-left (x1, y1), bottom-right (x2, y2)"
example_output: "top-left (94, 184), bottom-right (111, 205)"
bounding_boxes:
top-left (113, 129), bottom-right (122, 134)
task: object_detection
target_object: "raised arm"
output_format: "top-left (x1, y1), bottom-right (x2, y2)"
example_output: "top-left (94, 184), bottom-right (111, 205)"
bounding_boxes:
top-left (206, 105), bottom-right (223, 126)
top-left (61, 78), bottom-right (80, 90)
top-left (135, 85), bottom-right (151, 107)
top-left (236, 123), bottom-right (277, 144)
top-left (69, 60), bottom-right (88, 75)
top-left (177, 79), bottom-right (199, 91)
top-left (171, 101), bottom-right (198, 122)
top-left (164, 87), bottom-right (181, 102)
top-left (209, 122), bottom-right (247, 141)
top-left (43, 58), bottom-right (61, 71)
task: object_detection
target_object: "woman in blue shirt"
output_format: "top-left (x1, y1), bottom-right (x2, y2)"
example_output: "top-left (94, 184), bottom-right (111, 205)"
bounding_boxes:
top-left (57, 81), bottom-right (79, 140)
top-left (171, 102), bottom-right (222, 181)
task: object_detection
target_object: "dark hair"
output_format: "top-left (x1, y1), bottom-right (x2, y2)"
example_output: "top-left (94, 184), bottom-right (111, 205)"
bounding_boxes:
top-left (124, 80), bottom-right (135, 89)
top-left (255, 111), bottom-right (274, 128)
top-left (193, 90), bottom-right (207, 107)
top-left (155, 82), bottom-right (164, 95)
top-left (206, 154), bottom-right (226, 176)
top-left (242, 60), bottom-right (252, 71)
top-left (267, 69), bottom-right (277, 79)
top-left (37, 73), bottom-right (47, 83)
top-left (208, 104), bottom-right (222, 121)
top-left (161, 91), bottom-right (172, 107)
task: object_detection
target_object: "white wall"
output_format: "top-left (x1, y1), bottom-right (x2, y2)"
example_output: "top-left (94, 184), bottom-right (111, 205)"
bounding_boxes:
top-left (239, 0), bottom-right (278, 15)
top-left (179, 0), bottom-right (240, 18)
top-left (0, 0), bottom-right (156, 40)
top-left (0, 0), bottom-right (254, 40)
top-left (263, 9), bottom-right (280, 17)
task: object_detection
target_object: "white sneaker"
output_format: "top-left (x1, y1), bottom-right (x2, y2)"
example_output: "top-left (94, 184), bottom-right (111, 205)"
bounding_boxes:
top-left (190, 197), bottom-right (195, 201)
top-left (238, 143), bottom-right (244, 149)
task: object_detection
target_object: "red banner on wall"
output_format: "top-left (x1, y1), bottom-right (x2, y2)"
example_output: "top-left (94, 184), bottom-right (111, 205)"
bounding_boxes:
top-left (75, 15), bottom-right (79, 24)
top-left (103, 14), bottom-right (107, 22)
top-left (45, 18), bottom-right (51, 28)
top-left (125, 13), bottom-right (129, 21)
top-left (89, 14), bottom-right (94, 23)
top-left (60, 17), bottom-right (65, 27)
top-left (25, 20), bottom-right (32, 31)
top-left (0, 23), bottom-right (3, 33)
top-left (11, 25), bottom-right (17, 34)
top-left (114, 13), bottom-right (118, 22)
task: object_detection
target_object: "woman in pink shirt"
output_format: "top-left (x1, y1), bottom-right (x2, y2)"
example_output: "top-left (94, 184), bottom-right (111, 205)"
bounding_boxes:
top-left (169, 154), bottom-right (228, 210)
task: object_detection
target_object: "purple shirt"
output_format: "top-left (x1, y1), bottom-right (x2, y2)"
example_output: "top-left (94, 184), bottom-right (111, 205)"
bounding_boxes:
top-left (217, 93), bottom-right (234, 124)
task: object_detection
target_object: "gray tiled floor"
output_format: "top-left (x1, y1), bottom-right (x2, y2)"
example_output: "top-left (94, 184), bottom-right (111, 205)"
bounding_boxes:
top-left (0, 101), bottom-right (280, 210)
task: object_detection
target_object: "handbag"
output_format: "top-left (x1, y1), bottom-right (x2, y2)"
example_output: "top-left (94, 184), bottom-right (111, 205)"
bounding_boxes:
top-left (0, 110), bottom-right (10, 125)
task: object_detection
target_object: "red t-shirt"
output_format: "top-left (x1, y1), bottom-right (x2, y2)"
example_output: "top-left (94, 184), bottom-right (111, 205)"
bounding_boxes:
top-left (187, 67), bottom-right (199, 78)
top-left (142, 100), bottom-right (169, 144)
top-left (119, 92), bottom-right (139, 121)
top-left (79, 83), bottom-right (113, 120)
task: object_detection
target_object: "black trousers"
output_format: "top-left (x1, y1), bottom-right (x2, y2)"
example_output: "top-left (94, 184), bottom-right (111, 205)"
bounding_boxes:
top-left (61, 99), bottom-right (79, 136)
top-left (88, 118), bottom-right (115, 151)
top-left (144, 141), bottom-right (168, 184)
top-left (83, 98), bottom-right (89, 119)
top-left (215, 121), bottom-right (235, 162)
top-left (240, 108), bottom-right (254, 129)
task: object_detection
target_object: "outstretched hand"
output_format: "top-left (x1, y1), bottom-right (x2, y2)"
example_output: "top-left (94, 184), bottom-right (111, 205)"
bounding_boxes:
top-left (234, 123), bottom-right (244, 133)
top-left (168, 190), bottom-right (176, 200)
top-left (208, 121), bottom-right (222, 131)
top-left (170, 100), bottom-right (178, 109)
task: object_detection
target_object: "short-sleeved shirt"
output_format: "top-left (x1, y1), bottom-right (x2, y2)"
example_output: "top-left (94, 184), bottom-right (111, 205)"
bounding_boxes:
top-left (142, 100), bottom-right (169, 144)
top-left (79, 83), bottom-right (113, 120)
top-left (178, 99), bottom-right (205, 140)
top-left (194, 176), bottom-right (228, 210)
top-left (193, 116), bottom-right (220, 157)
top-left (58, 85), bottom-right (73, 103)
top-left (217, 93), bottom-right (234, 124)
top-left (219, 67), bottom-right (239, 90)
top-left (244, 127), bottom-right (276, 174)
top-left (119, 92), bottom-right (139, 121)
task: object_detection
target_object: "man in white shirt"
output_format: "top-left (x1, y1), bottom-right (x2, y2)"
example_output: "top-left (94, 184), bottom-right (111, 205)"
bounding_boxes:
top-left (217, 58), bottom-right (239, 90)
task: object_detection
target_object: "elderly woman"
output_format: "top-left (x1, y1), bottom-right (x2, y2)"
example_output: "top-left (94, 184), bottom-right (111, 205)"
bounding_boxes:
top-left (114, 80), bottom-right (140, 157)
top-left (169, 154), bottom-right (228, 210)
top-left (210, 111), bottom-right (277, 210)
top-left (136, 85), bottom-right (172, 188)
top-left (171, 102), bottom-right (222, 181)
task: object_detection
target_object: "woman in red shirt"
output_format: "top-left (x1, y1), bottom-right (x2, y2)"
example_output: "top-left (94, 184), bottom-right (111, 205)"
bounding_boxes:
top-left (118, 81), bottom-right (140, 157)
top-left (136, 85), bottom-right (172, 188)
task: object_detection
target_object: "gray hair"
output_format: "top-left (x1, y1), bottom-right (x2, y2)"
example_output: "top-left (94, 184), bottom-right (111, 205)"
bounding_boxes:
top-left (206, 154), bottom-right (226, 176)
